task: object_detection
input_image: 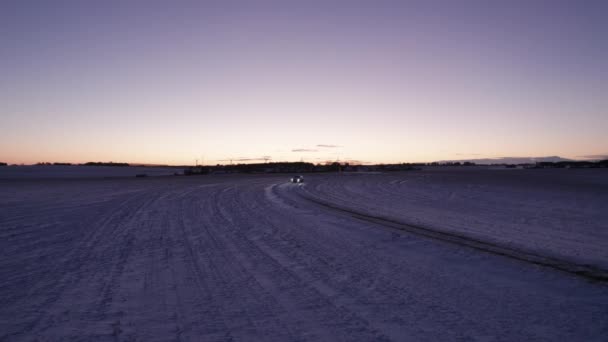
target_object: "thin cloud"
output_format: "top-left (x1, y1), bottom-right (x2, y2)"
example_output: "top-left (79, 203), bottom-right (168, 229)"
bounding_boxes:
top-left (578, 154), bottom-right (608, 160)
top-left (292, 149), bottom-right (318, 152)
top-left (317, 144), bottom-right (342, 148)
top-left (218, 156), bottom-right (271, 162)
top-left (319, 159), bottom-right (368, 165)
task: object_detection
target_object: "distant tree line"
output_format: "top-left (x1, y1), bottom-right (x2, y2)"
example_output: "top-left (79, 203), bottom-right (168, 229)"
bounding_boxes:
top-left (84, 162), bottom-right (130, 167)
top-left (32, 161), bottom-right (130, 167)
top-left (532, 160), bottom-right (608, 168)
top-left (0, 162), bottom-right (7, 166)
top-left (184, 161), bottom-right (422, 175)
top-left (36, 162), bottom-right (73, 166)
top-left (185, 162), bottom-right (317, 175)
top-left (183, 159), bottom-right (608, 175)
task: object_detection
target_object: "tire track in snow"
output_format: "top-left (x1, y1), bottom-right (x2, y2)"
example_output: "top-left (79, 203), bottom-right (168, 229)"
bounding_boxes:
top-left (261, 183), bottom-right (495, 341)
top-left (293, 185), bottom-right (608, 282)
top-left (3, 176), bottom-right (607, 341)
top-left (222, 187), bottom-right (392, 341)
top-left (107, 184), bottom-right (198, 341)
top-left (6, 188), bottom-right (163, 340)
top-left (179, 183), bottom-right (300, 341)
top-left (266, 183), bottom-right (472, 340)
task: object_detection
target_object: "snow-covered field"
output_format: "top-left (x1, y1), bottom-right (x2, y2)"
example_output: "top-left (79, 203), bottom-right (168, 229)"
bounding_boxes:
top-left (1, 170), bottom-right (607, 341)
top-left (301, 168), bottom-right (608, 270)
top-left (0, 165), bottom-right (180, 179)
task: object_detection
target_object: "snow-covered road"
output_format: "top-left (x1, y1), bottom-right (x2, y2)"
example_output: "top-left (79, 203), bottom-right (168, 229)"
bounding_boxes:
top-left (1, 172), bottom-right (607, 341)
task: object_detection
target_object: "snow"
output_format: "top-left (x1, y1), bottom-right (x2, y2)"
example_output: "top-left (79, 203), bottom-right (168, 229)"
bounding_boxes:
top-left (300, 168), bottom-right (608, 270)
top-left (0, 165), bottom-right (179, 179)
top-left (1, 170), bottom-right (607, 341)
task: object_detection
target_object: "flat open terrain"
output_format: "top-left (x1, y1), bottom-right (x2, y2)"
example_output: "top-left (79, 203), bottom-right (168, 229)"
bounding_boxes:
top-left (1, 169), bottom-right (607, 341)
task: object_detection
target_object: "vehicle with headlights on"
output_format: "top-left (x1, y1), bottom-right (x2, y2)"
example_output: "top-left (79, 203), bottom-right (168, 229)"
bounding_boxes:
top-left (290, 175), bottom-right (304, 183)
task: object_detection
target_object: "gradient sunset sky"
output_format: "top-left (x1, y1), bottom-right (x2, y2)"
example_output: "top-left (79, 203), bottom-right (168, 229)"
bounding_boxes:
top-left (1, 0), bottom-right (607, 165)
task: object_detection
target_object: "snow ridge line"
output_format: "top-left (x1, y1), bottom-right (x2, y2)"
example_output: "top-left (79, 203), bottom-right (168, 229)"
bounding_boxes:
top-left (295, 188), bottom-right (608, 283)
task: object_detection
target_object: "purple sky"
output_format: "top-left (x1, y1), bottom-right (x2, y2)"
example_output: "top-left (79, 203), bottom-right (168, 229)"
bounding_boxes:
top-left (1, 0), bottom-right (607, 165)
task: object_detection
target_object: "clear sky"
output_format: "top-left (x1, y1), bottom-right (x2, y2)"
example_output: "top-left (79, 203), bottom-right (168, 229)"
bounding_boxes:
top-left (1, 0), bottom-right (607, 165)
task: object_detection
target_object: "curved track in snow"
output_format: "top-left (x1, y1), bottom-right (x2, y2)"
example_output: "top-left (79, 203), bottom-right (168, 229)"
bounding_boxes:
top-left (290, 182), bottom-right (608, 282)
top-left (293, 170), bottom-right (608, 270)
top-left (1, 173), bottom-right (607, 341)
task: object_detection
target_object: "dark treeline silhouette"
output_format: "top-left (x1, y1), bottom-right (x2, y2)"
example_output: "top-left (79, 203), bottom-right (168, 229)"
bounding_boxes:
top-left (185, 162), bottom-right (316, 175)
top-left (84, 162), bottom-right (130, 167)
top-left (36, 162), bottom-right (73, 166)
top-left (0, 162), bottom-right (7, 166)
top-left (34, 161), bottom-right (129, 167)
top-left (184, 159), bottom-right (608, 175)
top-left (184, 162), bottom-right (422, 175)
top-left (427, 160), bottom-right (608, 168)
top-left (533, 160), bottom-right (608, 169)
top-left (11, 159), bottom-right (608, 173)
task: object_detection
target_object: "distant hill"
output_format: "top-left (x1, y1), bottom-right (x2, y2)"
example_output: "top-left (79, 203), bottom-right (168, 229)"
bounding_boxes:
top-left (436, 156), bottom-right (573, 165)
